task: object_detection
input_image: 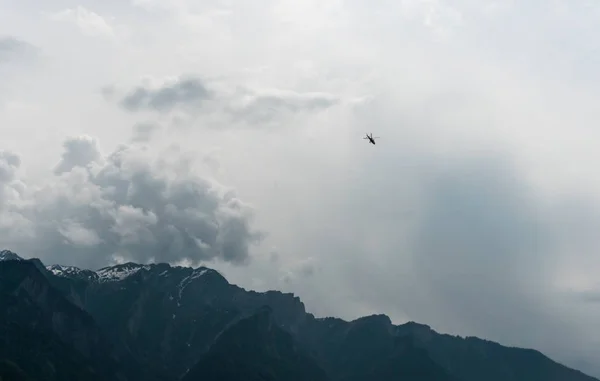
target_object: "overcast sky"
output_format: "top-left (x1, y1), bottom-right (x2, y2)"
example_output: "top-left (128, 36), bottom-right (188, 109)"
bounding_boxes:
top-left (2, 0), bottom-right (600, 376)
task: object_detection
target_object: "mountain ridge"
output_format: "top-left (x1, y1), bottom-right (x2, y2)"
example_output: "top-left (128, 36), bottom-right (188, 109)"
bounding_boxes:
top-left (0, 258), bottom-right (164, 381)
top-left (0, 249), bottom-right (597, 381)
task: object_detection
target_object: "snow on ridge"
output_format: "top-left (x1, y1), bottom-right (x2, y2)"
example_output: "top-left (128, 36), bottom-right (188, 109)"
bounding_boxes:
top-left (191, 267), bottom-right (208, 280)
top-left (176, 267), bottom-right (210, 307)
top-left (44, 262), bottom-right (156, 282)
top-left (46, 264), bottom-right (100, 281)
top-left (0, 252), bottom-right (219, 286)
top-left (0, 250), bottom-right (23, 261)
top-left (177, 275), bottom-right (192, 307)
top-left (97, 263), bottom-right (147, 282)
top-left (47, 264), bottom-right (83, 277)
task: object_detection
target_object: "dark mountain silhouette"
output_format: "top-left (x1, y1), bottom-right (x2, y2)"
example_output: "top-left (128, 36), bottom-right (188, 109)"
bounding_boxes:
top-left (181, 306), bottom-right (329, 381)
top-left (0, 249), bottom-right (597, 381)
top-left (0, 258), bottom-right (162, 381)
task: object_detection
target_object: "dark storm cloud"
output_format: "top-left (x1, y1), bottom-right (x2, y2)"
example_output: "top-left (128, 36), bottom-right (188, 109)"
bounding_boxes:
top-left (119, 77), bottom-right (212, 112)
top-left (0, 136), bottom-right (264, 270)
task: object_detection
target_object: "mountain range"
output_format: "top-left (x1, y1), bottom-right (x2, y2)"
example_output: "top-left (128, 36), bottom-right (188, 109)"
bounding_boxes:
top-left (0, 249), bottom-right (597, 381)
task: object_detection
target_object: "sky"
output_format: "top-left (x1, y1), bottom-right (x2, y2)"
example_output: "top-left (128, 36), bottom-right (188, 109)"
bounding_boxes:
top-left (1, 0), bottom-right (600, 376)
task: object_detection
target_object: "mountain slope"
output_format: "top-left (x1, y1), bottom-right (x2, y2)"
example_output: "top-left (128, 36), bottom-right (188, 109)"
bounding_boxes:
top-left (53, 261), bottom-right (310, 379)
top-left (82, 263), bottom-right (240, 379)
top-left (182, 306), bottom-right (329, 381)
top-left (298, 314), bottom-right (457, 381)
top-left (0, 259), bottom-right (161, 381)
top-left (393, 322), bottom-right (598, 381)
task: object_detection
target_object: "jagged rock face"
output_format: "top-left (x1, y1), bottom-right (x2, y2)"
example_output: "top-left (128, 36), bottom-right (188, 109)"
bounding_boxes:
top-left (1, 251), bottom-right (599, 381)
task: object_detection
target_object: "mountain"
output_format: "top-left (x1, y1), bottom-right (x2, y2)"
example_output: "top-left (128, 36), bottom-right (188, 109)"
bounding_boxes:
top-left (0, 250), bottom-right (22, 262)
top-left (181, 306), bottom-right (329, 381)
top-left (0, 250), bottom-right (598, 381)
top-left (0, 258), bottom-right (163, 381)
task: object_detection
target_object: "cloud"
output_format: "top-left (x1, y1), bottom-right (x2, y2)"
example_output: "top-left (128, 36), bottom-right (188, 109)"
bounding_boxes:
top-left (113, 76), bottom-right (339, 126)
top-left (580, 290), bottom-right (600, 303)
top-left (54, 135), bottom-right (103, 174)
top-left (119, 77), bottom-right (212, 112)
top-left (49, 6), bottom-right (116, 39)
top-left (280, 256), bottom-right (317, 284)
top-left (0, 136), bottom-right (264, 270)
top-left (100, 86), bottom-right (117, 101)
top-left (398, 0), bottom-right (463, 40)
top-left (224, 87), bottom-right (339, 125)
top-left (58, 220), bottom-right (103, 247)
top-left (0, 151), bottom-right (21, 207)
top-left (0, 151), bottom-right (20, 183)
top-left (131, 122), bottom-right (161, 143)
top-left (0, 36), bottom-right (37, 63)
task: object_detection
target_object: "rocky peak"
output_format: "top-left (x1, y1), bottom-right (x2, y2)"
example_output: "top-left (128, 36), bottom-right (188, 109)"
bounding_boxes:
top-left (47, 264), bottom-right (100, 282)
top-left (0, 249), bottom-right (23, 261)
top-left (96, 262), bottom-right (151, 282)
top-left (396, 321), bottom-right (435, 342)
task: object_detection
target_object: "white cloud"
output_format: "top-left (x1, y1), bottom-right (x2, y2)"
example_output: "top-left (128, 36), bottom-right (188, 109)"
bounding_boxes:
top-left (281, 256), bottom-right (317, 283)
top-left (49, 6), bottom-right (116, 39)
top-left (110, 76), bottom-right (340, 129)
top-left (58, 219), bottom-right (103, 247)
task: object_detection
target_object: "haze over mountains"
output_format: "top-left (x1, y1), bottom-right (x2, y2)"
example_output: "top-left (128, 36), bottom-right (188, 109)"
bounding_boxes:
top-left (0, 249), bottom-right (597, 381)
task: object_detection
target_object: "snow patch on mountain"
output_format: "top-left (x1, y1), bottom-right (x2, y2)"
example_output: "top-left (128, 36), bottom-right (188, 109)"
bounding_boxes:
top-left (176, 267), bottom-right (210, 307)
top-left (97, 263), bottom-right (151, 282)
top-left (46, 264), bottom-right (99, 282)
top-left (48, 264), bottom-right (86, 276)
top-left (0, 250), bottom-right (23, 261)
top-left (1, 249), bottom-right (216, 288)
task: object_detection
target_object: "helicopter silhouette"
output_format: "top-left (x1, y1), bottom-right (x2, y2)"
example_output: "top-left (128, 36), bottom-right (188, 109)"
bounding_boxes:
top-left (363, 133), bottom-right (379, 145)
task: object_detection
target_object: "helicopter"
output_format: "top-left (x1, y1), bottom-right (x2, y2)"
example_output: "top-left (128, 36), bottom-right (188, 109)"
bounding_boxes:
top-left (363, 133), bottom-right (379, 145)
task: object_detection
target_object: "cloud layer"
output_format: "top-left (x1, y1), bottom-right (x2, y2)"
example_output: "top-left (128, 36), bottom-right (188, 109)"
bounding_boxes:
top-left (0, 136), bottom-right (263, 270)
top-left (112, 76), bottom-right (340, 128)
top-left (119, 77), bottom-right (212, 112)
